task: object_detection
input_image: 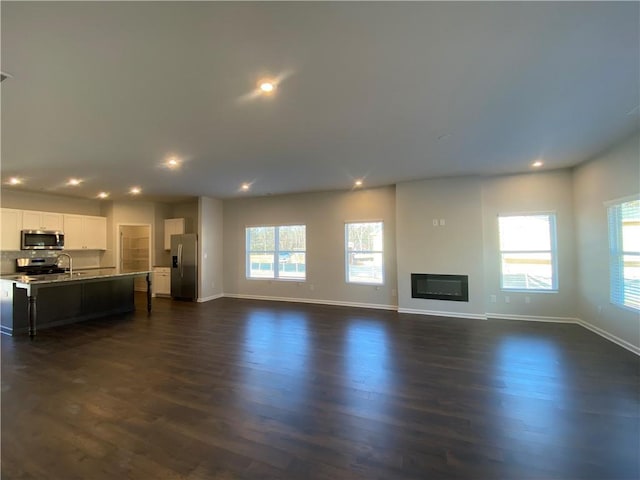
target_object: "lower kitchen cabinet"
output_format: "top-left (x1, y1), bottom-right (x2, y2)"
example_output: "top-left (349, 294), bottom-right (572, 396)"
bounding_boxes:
top-left (153, 267), bottom-right (170, 296)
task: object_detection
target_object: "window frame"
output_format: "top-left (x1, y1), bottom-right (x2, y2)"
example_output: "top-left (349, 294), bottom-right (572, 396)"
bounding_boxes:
top-left (498, 212), bottom-right (558, 293)
top-left (245, 224), bottom-right (306, 281)
top-left (607, 196), bottom-right (640, 312)
top-left (345, 221), bottom-right (385, 285)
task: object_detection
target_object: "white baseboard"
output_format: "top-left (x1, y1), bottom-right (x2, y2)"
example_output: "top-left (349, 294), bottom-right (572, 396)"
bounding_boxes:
top-left (212, 295), bottom-right (640, 356)
top-left (197, 293), bottom-right (224, 303)
top-left (485, 313), bottom-right (580, 324)
top-left (397, 308), bottom-right (487, 320)
top-left (485, 313), bottom-right (639, 356)
top-left (223, 293), bottom-right (397, 311)
top-left (576, 318), bottom-right (640, 356)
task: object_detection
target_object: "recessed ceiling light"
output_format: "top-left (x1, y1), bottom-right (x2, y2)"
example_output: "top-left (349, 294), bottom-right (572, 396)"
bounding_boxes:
top-left (532, 160), bottom-right (543, 168)
top-left (166, 157), bottom-right (181, 169)
top-left (354, 179), bottom-right (363, 187)
top-left (259, 80), bottom-right (276, 94)
top-left (8, 177), bottom-right (22, 185)
top-left (67, 178), bottom-right (82, 186)
top-left (129, 186), bottom-right (141, 195)
top-left (437, 133), bottom-right (453, 141)
top-left (97, 192), bottom-right (109, 199)
top-left (241, 183), bottom-right (251, 191)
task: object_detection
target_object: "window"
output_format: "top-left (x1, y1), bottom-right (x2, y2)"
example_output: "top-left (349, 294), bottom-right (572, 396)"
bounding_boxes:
top-left (345, 222), bottom-right (384, 284)
top-left (608, 198), bottom-right (640, 311)
top-left (498, 214), bottom-right (557, 291)
top-left (246, 225), bottom-right (306, 280)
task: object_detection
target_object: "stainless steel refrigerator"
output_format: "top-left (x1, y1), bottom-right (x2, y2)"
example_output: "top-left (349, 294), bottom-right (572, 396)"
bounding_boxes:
top-left (171, 233), bottom-right (197, 300)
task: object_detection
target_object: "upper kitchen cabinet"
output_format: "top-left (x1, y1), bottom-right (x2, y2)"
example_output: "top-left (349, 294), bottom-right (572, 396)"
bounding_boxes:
top-left (63, 214), bottom-right (107, 250)
top-left (164, 218), bottom-right (185, 250)
top-left (1, 208), bottom-right (23, 251)
top-left (22, 210), bottom-right (63, 231)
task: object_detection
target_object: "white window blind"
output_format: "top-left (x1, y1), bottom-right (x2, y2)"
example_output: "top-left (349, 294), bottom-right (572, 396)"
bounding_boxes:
top-left (608, 198), bottom-right (640, 311)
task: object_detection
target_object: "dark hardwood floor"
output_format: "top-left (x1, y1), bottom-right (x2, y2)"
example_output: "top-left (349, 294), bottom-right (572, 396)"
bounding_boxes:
top-left (2, 295), bottom-right (639, 479)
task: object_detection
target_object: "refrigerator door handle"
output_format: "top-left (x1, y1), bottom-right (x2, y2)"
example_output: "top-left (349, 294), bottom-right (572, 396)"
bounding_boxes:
top-left (178, 243), bottom-right (184, 278)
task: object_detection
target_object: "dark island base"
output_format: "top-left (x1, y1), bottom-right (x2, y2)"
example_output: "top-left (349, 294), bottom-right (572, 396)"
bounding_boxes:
top-left (1, 277), bottom-right (136, 336)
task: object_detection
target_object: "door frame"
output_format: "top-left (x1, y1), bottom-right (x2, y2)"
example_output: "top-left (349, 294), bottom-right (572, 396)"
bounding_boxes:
top-left (116, 223), bottom-right (152, 276)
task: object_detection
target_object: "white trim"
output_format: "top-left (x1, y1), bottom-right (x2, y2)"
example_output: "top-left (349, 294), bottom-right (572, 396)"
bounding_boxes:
top-left (224, 293), bottom-right (397, 311)
top-left (398, 308), bottom-right (487, 320)
top-left (210, 295), bottom-right (640, 356)
top-left (197, 293), bottom-right (224, 303)
top-left (576, 318), bottom-right (640, 356)
top-left (485, 313), bottom-right (579, 323)
top-left (603, 193), bottom-right (639, 207)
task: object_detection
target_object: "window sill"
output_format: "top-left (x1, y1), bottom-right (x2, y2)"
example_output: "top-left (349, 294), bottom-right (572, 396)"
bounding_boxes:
top-left (610, 301), bottom-right (640, 314)
top-left (246, 277), bottom-right (306, 283)
top-left (500, 288), bottom-right (558, 294)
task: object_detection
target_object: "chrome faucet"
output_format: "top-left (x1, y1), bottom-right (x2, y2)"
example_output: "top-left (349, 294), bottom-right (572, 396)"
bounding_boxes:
top-left (57, 253), bottom-right (73, 275)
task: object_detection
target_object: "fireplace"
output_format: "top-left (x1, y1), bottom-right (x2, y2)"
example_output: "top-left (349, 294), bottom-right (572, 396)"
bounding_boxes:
top-left (411, 273), bottom-right (469, 302)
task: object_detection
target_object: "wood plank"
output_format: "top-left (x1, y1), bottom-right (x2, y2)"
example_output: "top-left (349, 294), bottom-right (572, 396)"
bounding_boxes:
top-left (2, 295), bottom-right (638, 479)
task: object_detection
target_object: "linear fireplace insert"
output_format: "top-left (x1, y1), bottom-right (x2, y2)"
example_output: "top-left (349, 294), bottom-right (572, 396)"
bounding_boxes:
top-left (411, 273), bottom-right (469, 302)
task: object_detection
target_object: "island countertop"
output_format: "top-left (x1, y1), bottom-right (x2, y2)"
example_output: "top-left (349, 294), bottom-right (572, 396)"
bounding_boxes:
top-left (0, 269), bottom-right (152, 286)
top-left (1, 270), bottom-right (153, 336)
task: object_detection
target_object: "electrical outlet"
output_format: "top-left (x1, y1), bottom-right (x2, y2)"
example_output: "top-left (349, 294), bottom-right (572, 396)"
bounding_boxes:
top-left (432, 219), bottom-right (438, 226)
top-left (439, 219), bottom-right (445, 226)
top-left (309, 284), bottom-right (315, 291)
top-left (490, 294), bottom-right (496, 303)
top-left (525, 296), bottom-right (530, 304)
top-left (504, 296), bottom-right (510, 304)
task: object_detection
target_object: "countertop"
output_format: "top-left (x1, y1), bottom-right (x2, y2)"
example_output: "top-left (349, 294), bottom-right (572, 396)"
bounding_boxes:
top-left (0, 269), bottom-right (152, 286)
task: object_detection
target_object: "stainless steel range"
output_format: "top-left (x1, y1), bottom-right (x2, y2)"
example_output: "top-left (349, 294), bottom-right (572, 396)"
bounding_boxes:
top-left (16, 257), bottom-right (66, 275)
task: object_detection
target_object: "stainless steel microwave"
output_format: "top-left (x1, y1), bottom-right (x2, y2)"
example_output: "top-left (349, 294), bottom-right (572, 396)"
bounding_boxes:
top-left (21, 230), bottom-right (65, 250)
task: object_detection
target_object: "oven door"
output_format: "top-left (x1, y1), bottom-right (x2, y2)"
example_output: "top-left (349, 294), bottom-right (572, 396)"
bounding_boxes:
top-left (21, 230), bottom-right (65, 250)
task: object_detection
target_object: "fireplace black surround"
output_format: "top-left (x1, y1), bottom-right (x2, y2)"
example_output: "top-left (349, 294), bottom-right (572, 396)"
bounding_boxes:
top-left (411, 273), bottom-right (469, 302)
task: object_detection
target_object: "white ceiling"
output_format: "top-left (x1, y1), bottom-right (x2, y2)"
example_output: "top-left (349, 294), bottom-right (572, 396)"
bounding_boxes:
top-left (1, 2), bottom-right (638, 202)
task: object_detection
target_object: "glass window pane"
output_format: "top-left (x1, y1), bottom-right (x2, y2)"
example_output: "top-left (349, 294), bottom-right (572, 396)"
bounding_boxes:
top-left (279, 225), bottom-right (306, 251)
top-left (279, 252), bottom-right (306, 279)
top-left (501, 253), bottom-right (553, 290)
top-left (347, 222), bottom-right (383, 251)
top-left (248, 253), bottom-right (274, 278)
top-left (499, 215), bottom-right (551, 251)
top-left (347, 252), bottom-right (383, 284)
top-left (248, 227), bottom-right (275, 251)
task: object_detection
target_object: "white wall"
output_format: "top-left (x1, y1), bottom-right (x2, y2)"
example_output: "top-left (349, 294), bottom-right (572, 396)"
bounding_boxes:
top-left (482, 170), bottom-right (576, 319)
top-left (223, 186), bottom-right (398, 308)
top-left (573, 132), bottom-right (640, 350)
top-left (396, 177), bottom-right (485, 317)
top-left (198, 196), bottom-right (223, 301)
top-left (1, 190), bottom-right (102, 216)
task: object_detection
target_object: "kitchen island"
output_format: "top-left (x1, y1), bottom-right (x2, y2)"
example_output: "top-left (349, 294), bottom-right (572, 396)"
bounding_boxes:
top-left (0, 269), bottom-right (152, 337)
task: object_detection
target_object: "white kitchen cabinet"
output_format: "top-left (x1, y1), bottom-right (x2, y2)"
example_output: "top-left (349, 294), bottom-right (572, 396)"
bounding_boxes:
top-left (153, 267), bottom-right (171, 296)
top-left (84, 216), bottom-right (107, 250)
top-left (1, 208), bottom-right (23, 251)
top-left (22, 210), bottom-right (63, 231)
top-left (63, 214), bottom-right (107, 250)
top-left (164, 218), bottom-right (185, 250)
